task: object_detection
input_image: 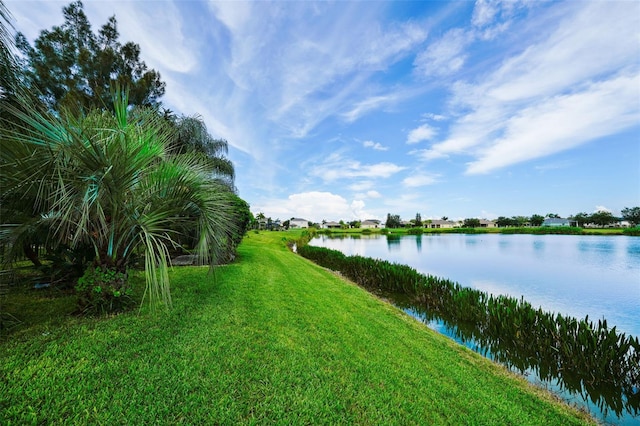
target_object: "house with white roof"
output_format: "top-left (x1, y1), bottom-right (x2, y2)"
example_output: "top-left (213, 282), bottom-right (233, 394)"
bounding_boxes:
top-left (361, 219), bottom-right (381, 229)
top-left (426, 219), bottom-right (457, 229)
top-left (289, 218), bottom-right (309, 229)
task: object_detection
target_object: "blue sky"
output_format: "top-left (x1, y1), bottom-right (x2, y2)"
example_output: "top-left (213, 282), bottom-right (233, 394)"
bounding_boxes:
top-left (7, 0), bottom-right (640, 223)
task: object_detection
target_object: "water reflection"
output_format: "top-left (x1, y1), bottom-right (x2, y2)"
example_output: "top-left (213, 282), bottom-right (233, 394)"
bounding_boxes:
top-left (386, 234), bottom-right (401, 251)
top-left (385, 292), bottom-right (639, 424)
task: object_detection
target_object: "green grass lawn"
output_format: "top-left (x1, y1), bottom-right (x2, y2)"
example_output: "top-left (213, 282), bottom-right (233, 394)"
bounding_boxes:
top-left (0, 231), bottom-right (594, 424)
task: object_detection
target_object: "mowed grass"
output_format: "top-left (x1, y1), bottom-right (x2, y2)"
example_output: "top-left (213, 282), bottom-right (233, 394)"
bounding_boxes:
top-left (0, 232), bottom-right (593, 424)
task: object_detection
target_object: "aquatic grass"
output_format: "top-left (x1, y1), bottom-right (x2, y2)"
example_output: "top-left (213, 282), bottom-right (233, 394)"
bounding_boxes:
top-left (297, 244), bottom-right (640, 419)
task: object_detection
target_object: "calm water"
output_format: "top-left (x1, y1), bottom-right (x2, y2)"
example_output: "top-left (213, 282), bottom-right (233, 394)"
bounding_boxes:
top-left (310, 233), bottom-right (640, 424)
top-left (311, 233), bottom-right (640, 338)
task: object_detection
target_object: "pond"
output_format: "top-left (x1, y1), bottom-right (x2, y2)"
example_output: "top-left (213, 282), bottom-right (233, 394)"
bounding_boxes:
top-left (309, 233), bottom-right (640, 425)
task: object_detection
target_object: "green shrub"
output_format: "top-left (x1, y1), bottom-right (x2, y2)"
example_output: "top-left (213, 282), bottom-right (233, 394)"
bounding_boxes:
top-left (407, 227), bottom-right (424, 235)
top-left (75, 266), bottom-right (133, 315)
top-left (623, 227), bottom-right (640, 236)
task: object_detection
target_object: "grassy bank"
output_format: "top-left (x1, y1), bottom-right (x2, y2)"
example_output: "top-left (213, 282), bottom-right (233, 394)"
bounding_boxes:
top-left (1, 232), bottom-right (593, 424)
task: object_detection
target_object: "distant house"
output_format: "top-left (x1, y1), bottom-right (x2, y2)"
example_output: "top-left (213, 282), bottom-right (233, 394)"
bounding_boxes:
top-left (289, 218), bottom-right (309, 229)
top-left (478, 219), bottom-right (497, 228)
top-left (361, 219), bottom-right (381, 229)
top-left (401, 220), bottom-right (412, 228)
top-left (323, 221), bottom-right (341, 229)
top-left (426, 219), bottom-right (457, 229)
top-left (542, 217), bottom-right (572, 227)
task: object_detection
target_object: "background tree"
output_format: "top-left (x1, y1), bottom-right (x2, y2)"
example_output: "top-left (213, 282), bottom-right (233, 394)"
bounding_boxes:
top-left (15, 0), bottom-right (165, 112)
top-left (495, 216), bottom-right (513, 227)
top-left (0, 1), bottom-right (18, 106)
top-left (511, 216), bottom-right (528, 227)
top-left (621, 207), bottom-right (640, 226)
top-left (590, 211), bottom-right (616, 228)
top-left (570, 212), bottom-right (590, 227)
top-left (530, 214), bottom-right (545, 227)
top-left (463, 218), bottom-right (481, 228)
top-left (167, 114), bottom-right (234, 184)
top-left (414, 213), bottom-right (423, 227)
top-left (385, 213), bottom-right (401, 229)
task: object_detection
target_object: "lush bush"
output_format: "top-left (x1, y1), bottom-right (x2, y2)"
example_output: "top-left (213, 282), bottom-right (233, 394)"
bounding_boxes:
top-left (500, 226), bottom-right (585, 235)
top-left (623, 227), bottom-right (640, 236)
top-left (75, 266), bottom-right (133, 314)
top-left (407, 227), bottom-right (424, 235)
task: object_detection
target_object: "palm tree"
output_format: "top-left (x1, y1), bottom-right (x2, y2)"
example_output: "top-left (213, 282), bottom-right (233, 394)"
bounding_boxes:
top-left (1, 90), bottom-right (238, 311)
top-left (167, 114), bottom-right (235, 185)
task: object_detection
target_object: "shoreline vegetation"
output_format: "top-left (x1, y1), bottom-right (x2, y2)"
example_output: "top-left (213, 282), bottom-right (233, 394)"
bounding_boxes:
top-left (296, 234), bottom-right (639, 421)
top-left (312, 226), bottom-right (640, 237)
top-left (0, 231), bottom-right (594, 424)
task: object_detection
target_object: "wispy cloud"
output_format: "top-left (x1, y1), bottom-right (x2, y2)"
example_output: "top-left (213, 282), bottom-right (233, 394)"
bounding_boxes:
top-left (402, 173), bottom-right (439, 188)
top-left (466, 72), bottom-right (639, 174)
top-left (423, 1), bottom-right (640, 174)
top-left (414, 28), bottom-right (470, 77)
top-left (208, 1), bottom-right (428, 140)
top-left (407, 123), bottom-right (438, 144)
top-left (363, 140), bottom-right (389, 151)
top-left (309, 154), bottom-right (406, 182)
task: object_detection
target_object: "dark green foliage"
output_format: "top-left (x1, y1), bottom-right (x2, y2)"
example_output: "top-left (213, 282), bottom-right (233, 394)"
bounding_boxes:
top-left (463, 218), bottom-right (481, 228)
top-left (385, 213), bottom-right (401, 228)
top-left (15, 1), bottom-right (165, 111)
top-left (75, 266), bottom-right (133, 314)
top-left (621, 207), bottom-right (640, 227)
top-left (589, 211), bottom-right (617, 227)
top-left (623, 227), bottom-right (640, 236)
top-left (501, 227), bottom-right (584, 235)
top-left (407, 227), bottom-right (424, 235)
top-left (297, 244), bottom-right (639, 418)
top-left (530, 214), bottom-right (545, 226)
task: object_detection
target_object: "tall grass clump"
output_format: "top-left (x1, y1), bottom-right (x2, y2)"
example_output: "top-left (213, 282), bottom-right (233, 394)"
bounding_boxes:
top-left (501, 227), bottom-right (585, 235)
top-left (623, 227), bottom-right (640, 236)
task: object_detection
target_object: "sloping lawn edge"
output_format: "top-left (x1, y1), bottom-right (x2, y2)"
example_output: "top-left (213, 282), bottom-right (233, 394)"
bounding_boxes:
top-left (0, 231), bottom-right (594, 424)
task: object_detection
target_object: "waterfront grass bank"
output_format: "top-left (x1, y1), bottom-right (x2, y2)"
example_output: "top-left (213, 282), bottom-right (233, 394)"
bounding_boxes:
top-left (0, 231), bottom-right (593, 424)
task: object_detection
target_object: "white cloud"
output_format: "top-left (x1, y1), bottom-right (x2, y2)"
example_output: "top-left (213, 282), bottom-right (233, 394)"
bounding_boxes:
top-left (414, 28), bottom-right (470, 77)
top-left (254, 192), bottom-right (377, 223)
top-left (342, 94), bottom-right (398, 123)
top-left (471, 0), bottom-right (500, 27)
top-left (422, 113), bottom-right (447, 121)
top-left (594, 206), bottom-right (612, 213)
top-left (309, 154), bottom-right (405, 182)
top-left (363, 140), bottom-right (389, 151)
top-left (407, 124), bottom-right (437, 144)
top-left (424, 2), bottom-right (640, 175)
top-left (466, 71), bottom-right (640, 174)
top-left (402, 174), bottom-right (439, 188)
top-left (354, 190), bottom-right (382, 199)
top-left (207, 1), bottom-right (428, 139)
top-left (348, 181), bottom-right (375, 192)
